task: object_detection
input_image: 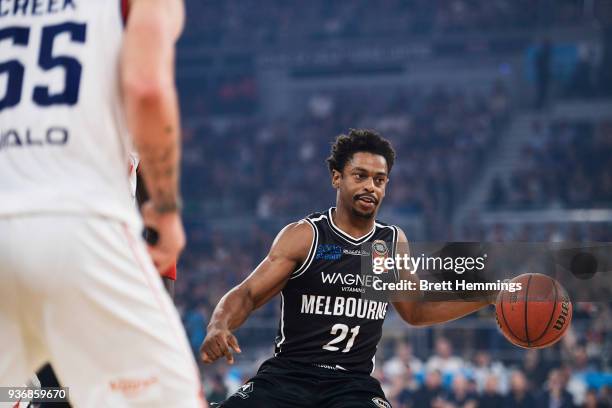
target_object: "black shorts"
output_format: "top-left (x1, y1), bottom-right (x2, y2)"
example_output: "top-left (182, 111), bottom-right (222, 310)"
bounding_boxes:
top-left (216, 357), bottom-right (391, 408)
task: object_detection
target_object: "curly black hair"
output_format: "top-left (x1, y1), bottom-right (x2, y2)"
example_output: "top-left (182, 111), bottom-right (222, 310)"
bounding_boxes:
top-left (326, 129), bottom-right (395, 174)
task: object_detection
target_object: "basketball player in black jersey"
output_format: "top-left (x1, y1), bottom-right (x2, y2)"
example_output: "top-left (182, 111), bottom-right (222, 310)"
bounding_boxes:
top-left (201, 129), bottom-right (494, 407)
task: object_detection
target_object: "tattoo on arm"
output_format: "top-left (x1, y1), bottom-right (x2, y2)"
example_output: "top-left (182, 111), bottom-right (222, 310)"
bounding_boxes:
top-left (137, 126), bottom-right (182, 213)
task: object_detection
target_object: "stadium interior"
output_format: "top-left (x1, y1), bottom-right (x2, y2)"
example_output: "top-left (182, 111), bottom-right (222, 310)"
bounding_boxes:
top-left (174, 1), bottom-right (612, 406)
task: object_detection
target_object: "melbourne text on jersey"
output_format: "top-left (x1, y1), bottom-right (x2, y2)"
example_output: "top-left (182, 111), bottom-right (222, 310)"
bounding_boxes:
top-left (0, 0), bottom-right (76, 17)
top-left (301, 295), bottom-right (388, 320)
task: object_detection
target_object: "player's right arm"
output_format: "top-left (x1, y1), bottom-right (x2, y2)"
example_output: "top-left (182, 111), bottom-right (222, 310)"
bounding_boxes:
top-left (121, 0), bottom-right (186, 273)
top-left (200, 221), bottom-right (314, 364)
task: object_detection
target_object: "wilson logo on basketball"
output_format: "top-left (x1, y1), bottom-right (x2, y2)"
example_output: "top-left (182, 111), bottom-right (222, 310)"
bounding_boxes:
top-left (495, 273), bottom-right (573, 349)
top-left (553, 298), bottom-right (571, 331)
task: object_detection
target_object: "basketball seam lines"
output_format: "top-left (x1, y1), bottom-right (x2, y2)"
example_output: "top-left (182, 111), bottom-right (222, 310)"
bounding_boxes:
top-left (500, 290), bottom-right (525, 344)
top-left (530, 276), bottom-right (559, 344)
top-left (524, 274), bottom-right (532, 346)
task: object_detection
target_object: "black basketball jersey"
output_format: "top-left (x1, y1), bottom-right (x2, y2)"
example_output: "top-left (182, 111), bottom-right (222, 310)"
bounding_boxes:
top-left (274, 207), bottom-right (399, 374)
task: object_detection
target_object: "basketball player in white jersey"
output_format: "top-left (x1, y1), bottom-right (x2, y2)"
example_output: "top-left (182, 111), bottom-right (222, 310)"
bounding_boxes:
top-left (0, 1), bottom-right (206, 407)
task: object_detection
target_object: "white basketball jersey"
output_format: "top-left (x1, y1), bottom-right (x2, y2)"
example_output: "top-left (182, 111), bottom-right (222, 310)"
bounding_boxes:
top-left (0, 0), bottom-right (141, 229)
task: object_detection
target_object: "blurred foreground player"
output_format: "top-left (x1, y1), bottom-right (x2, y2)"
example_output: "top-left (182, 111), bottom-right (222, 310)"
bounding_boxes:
top-left (201, 130), bottom-right (493, 407)
top-left (32, 156), bottom-right (180, 408)
top-left (0, 0), bottom-right (206, 406)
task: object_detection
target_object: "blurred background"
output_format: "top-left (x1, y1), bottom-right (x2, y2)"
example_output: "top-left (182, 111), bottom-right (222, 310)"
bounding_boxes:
top-left (174, 1), bottom-right (612, 406)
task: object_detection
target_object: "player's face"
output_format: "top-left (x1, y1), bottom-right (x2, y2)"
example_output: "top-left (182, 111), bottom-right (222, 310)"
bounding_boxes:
top-left (333, 152), bottom-right (389, 219)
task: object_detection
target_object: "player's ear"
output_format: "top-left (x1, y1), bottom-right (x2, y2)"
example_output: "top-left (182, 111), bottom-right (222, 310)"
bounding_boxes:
top-left (331, 169), bottom-right (342, 189)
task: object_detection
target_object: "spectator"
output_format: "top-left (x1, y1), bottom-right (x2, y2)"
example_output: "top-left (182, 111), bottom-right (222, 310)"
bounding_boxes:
top-left (413, 370), bottom-right (447, 408)
top-left (426, 337), bottom-right (464, 376)
top-left (582, 388), bottom-right (609, 408)
top-left (569, 346), bottom-right (596, 405)
top-left (538, 369), bottom-right (577, 408)
top-left (383, 340), bottom-right (424, 379)
top-left (447, 374), bottom-right (478, 407)
top-left (522, 349), bottom-right (551, 390)
top-left (471, 350), bottom-right (508, 393)
top-left (503, 370), bottom-right (537, 408)
top-left (479, 375), bottom-right (504, 408)
top-left (387, 365), bottom-right (419, 408)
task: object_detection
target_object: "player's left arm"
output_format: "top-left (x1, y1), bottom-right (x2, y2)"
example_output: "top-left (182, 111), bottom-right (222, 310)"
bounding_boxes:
top-left (392, 228), bottom-right (493, 326)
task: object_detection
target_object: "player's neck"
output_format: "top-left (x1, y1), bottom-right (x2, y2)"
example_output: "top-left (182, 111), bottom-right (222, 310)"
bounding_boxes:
top-left (332, 206), bottom-right (375, 239)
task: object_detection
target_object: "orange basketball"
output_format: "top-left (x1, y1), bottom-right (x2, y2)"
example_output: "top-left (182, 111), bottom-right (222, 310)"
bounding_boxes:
top-left (495, 273), bottom-right (572, 348)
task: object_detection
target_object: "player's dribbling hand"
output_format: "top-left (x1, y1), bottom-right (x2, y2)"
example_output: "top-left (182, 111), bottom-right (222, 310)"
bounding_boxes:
top-left (200, 327), bottom-right (242, 365)
top-left (141, 201), bottom-right (186, 274)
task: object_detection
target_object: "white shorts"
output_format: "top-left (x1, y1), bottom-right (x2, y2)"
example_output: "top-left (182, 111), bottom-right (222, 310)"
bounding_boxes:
top-left (0, 215), bottom-right (206, 408)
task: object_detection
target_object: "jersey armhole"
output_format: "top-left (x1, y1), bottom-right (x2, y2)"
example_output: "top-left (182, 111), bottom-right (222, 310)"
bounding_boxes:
top-left (290, 219), bottom-right (318, 280)
top-left (391, 225), bottom-right (399, 282)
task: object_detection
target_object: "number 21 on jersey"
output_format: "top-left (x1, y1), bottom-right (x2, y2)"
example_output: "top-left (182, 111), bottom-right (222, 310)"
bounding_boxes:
top-left (322, 324), bottom-right (360, 353)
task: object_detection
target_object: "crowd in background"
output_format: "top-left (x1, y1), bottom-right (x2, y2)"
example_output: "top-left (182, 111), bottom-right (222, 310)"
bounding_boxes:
top-left (376, 325), bottom-right (612, 408)
top-left (196, 306), bottom-right (612, 407)
top-left (488, 120), bottom-right (612, 210)
top-left (171, 1), bottom-right (612, 406)
top-left (174, 214), bottom-right (612, 406)
top-left (183, 0), bottom-right (585, 47)
top-left (182, 82), bottom-right (510, 224)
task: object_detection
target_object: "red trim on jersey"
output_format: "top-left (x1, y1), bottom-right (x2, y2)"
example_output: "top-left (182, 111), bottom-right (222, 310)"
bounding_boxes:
top-left (121, 0), bottom-right (130, 25)
top-left (161, 264), bottom-right (177, 280)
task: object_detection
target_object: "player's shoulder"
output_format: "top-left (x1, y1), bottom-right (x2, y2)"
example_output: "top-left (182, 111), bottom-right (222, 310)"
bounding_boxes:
top-left (374, 218), bottom-right (393, 228)
top-left (270, 219), bottom-right (316, 263)
top-left (303, 209), bottom-right (329, 223)
top-left (276, 218), bottom-right (315, 245)
top-left (374, 218), bottom-right (407, 242)
top-left (374, 217), bottom-right (399, 232)
top-left (274, 209), bottom-right (330, 252)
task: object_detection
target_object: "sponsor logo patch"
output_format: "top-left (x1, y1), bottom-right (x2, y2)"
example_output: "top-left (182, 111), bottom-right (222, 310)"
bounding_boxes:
top-left (372, 240), bottom-right (390, 274)
top-left (372, 240), bottom-right (388, 256)
top-left (343, 248), bottom-right (370, 256)
top-left (315, 244), bottom-right (343, 261)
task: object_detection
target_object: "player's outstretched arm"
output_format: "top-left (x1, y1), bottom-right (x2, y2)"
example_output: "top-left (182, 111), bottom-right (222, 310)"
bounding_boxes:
top-left (200, 221), bottom-right (313, 365)
top-left (121, 0), bottom-right (186, 273)
top-left (392, 228), bottom-right (492, 327)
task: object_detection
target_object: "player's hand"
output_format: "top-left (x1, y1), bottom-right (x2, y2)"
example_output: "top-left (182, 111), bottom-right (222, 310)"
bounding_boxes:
top-left (200, 327), bottom-right (241, 365)
top-left (141, 201), bottom-right (186, 274)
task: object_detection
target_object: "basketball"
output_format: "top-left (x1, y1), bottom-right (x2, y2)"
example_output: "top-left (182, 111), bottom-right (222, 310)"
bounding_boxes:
top-left (496, 273), bottom-right (572, 349)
